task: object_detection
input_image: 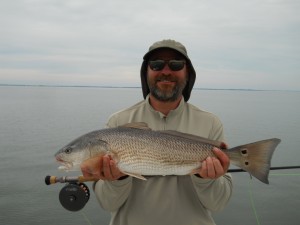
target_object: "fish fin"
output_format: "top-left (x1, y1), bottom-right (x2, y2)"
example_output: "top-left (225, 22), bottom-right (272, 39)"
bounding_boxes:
top-left (123, 172), bottom-right (147, 180)
top-left (227, 138), bottom-right (281, 184)
top-left (160, 130), bottom-right (222, 148)
top-left (120, 122), bottom-right (151, 130)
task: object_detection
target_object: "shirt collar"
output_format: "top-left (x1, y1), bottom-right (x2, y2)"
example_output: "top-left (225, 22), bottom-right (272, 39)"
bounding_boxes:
top-left (145, 95), bottom-right (185, 119)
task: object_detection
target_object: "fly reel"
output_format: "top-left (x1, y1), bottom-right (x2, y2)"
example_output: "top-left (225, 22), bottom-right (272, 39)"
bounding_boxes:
top-left (59, 182), bottom-right (90, 211)
top-left (45, 175), bottom-right (98, 211)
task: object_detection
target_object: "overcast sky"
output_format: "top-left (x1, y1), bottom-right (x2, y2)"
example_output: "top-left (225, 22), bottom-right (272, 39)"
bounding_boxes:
top-left (0, 0), bottom-right (299, 90)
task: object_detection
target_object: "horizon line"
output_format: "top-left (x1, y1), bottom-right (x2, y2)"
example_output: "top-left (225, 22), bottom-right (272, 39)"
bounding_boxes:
top-left (0, 83), bottom-right (298, 92)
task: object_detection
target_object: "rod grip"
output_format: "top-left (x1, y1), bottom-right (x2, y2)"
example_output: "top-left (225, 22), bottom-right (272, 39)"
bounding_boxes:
top-left (45, 175), bottom-right (99, 185)
top-left (77, 176), bottom-right (99, 182)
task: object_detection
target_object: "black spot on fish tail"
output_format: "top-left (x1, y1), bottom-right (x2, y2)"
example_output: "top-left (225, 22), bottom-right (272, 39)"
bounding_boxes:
top-left (226, 138), bottom-right (281, 184)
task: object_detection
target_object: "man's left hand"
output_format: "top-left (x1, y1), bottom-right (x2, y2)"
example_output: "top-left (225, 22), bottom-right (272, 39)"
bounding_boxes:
top-left (197, 147), bottom-right (230, 179)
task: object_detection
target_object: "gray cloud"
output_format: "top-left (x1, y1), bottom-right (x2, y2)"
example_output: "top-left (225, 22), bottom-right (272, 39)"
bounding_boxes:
top-left (0, 0), bottom-right (299, 90)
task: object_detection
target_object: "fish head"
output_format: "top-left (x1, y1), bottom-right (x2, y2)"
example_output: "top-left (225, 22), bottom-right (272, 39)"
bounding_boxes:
top-left (55, 144), bottom-right (89, 171)
top-left (55, 131), bottom-right (109, 171)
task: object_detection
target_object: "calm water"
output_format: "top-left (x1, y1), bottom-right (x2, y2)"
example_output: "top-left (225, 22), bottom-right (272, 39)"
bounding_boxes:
top-left (0, 86), bottom-right (299, 225)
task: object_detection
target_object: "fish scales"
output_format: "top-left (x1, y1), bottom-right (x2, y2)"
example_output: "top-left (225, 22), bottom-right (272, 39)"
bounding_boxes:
top-left (55, 122), bottom-right (281, 184)
top-left (103, 127), bottom-right (213, 172)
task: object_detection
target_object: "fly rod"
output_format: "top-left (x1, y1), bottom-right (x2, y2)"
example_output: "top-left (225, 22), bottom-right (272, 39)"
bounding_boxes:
top-left (228, 165), bottom-right (300, 173)
top-left (45, 165), bottom-right (300, 185)
top-left (45, 165), bottom-right (300, 212)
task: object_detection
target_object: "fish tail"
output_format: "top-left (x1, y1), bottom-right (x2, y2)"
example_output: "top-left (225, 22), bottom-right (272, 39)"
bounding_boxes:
top-left (226, 138), bottom-right (281, 184)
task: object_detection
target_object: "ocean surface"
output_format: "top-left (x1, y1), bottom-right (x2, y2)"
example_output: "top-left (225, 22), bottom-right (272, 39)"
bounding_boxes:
top-left (0, 86), bottom-right (299, 225)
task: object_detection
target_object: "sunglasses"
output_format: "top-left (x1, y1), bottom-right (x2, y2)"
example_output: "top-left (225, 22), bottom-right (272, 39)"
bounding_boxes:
top-left (148, 59), bottom-right (186, 71)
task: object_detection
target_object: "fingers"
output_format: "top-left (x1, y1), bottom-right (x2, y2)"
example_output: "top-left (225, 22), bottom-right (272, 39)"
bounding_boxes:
top-left (213, 147), bottom-right (230, 172)
top-left (198, 147), bottom-right (230, 179)
top-left (102, 155), bottom-right (111, 178)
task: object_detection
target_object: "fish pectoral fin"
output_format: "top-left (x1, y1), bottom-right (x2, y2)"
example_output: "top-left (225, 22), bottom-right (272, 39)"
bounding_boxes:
top-left (123, 172), bottom-right (147, 180)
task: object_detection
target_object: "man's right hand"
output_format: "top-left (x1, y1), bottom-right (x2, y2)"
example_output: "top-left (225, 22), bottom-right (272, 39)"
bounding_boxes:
top-left (80, 155), bottom-right (126, 181)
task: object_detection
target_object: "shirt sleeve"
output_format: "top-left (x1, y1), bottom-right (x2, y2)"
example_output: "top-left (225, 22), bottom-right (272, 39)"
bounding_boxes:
top-left (208, 115), bottom-right (225, 141)
top-left (190, 173), bottom-right (233, 212)
top-left (106, 114), bottom-right (118, 128)
top-left (191, 115), bottom-right (232, 212)
top-left (94, 113), bottom-right (133, 212)
top-left (94, 177), bottom-right (133, 211)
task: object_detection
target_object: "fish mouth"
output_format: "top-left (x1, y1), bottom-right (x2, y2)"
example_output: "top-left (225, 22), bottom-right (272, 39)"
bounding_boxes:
top-left (55, 156), bottom-right (73, 171)
top-left (57, 162), bottom-right (73, 171)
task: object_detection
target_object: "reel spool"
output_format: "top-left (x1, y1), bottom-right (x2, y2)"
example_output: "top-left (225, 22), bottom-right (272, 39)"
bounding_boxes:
top-left (59, 182), bottom-right (90, 211)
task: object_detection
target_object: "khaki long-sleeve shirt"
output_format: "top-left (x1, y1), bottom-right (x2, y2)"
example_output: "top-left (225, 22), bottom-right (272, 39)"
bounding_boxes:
top-left (94, 96), bottom-right (232, 225)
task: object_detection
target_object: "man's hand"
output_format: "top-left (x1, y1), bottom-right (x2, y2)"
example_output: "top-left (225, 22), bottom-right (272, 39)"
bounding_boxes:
top-left (80, 155), bottom-right (126, 181)
top-left (197, 147), bottom-right (230, 179)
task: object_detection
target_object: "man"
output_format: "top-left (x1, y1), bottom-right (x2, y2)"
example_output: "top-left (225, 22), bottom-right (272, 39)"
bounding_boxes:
top-left (81, 39), bottom-right (232, 225)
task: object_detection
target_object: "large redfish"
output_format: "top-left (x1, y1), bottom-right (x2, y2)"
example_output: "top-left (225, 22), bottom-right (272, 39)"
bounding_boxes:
top-left (55, 122), bottom-right (281, 184)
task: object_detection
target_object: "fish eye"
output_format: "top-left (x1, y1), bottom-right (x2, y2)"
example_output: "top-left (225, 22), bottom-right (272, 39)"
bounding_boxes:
top-left (64, 147), bottom-right (72, 154)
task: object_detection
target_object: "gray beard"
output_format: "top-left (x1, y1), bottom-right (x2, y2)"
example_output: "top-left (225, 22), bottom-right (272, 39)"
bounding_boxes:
top-left (150, 86), bottom-right (180, 102)
top-left (148, 80), bottom-right (187, 102)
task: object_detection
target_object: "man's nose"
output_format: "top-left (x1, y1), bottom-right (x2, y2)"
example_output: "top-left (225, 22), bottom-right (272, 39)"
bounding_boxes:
top-left (160, 63), bottom-right (172, 74)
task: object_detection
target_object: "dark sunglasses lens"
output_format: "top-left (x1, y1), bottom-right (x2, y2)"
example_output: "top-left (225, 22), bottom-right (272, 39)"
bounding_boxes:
top-left (149, 60), bottom-right (185, 71)
top-left (168, 60), bottom-right (185, 71)
top-left (149, 60), bottom-right (165, 71)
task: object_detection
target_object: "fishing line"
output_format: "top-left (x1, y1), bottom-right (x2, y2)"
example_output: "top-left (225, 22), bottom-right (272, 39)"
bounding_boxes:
top-left (246, 168), bottom-right (300, 225)
top-left (80, 210), bottom-right (94, 225)
top-left (248, 179), bottom-right (261, 225)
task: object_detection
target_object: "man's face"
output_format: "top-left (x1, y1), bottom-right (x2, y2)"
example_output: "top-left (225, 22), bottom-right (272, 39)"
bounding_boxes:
top-left (147, 49), bottom-right (188, 102)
